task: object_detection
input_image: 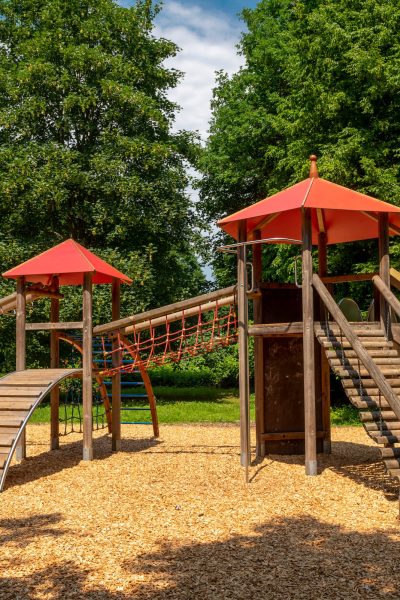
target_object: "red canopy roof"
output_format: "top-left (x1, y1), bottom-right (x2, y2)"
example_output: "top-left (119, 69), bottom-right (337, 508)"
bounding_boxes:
top-left (3, 239), bottom-right (132, 286)
top-left (218, 160), bottom-right (400, 244)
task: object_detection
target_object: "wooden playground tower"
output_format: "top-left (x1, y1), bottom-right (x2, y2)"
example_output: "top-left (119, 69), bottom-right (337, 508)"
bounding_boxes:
top-left (219, 156), bottom-right (400, 480)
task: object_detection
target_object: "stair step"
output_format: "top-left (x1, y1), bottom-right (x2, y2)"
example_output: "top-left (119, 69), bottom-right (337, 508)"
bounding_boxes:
top-left (0, 426), bottom-right (20, 435)
top-left (364, 422), bottom-right (400, 432)
top-left (343, 378), bottom-right (400, 388)
top-left (329, 357), bottom-right (400, 367)
top-left (0, 400), bottom-right (33, 410)
top-left (0, 433), bottom-right (16, 447)
top-left (321, 340), bottom-right (393, 349)
top-left (336, 368), bottom-right (400, 379)
top-left (369, 429), bottom-right (400, 439)
top-left (316, 329), bottom-right (385, 337)
top-left (326, 349), bottom-right (398, 358)
top-left (0, 388), bottom-right (40, 397)
top-left (387, 469), bottom-right (400, 479)
top-left (350, 397), bottom-right (391, 409)
top-left (359, 411), bottom-right (397, 422)
top-left (383, 458), bottom-right (400, 471)
top-left (0, 410), bottom-right (29, 418)
top-left (379, 447), bottom-right (400, 458)
top-left (374, 435), bottom-right (400, 444)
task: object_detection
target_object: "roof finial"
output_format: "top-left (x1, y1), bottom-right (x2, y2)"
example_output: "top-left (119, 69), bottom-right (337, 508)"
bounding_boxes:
top-left (309, 154), bottom-right (319, 178)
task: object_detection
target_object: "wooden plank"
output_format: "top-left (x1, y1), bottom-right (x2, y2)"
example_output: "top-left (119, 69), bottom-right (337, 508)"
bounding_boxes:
top-left (390, 267), bottom-right (400, 292)
top-left (262, 431), bottom-right (325, 441)
top-left (0, 433), bottom-right (16, 446)
top-left (50, 279), bottom-right (60, 451)
top-left (379, 213), bottom-right (391, 338)
top-left (320, 273), bottom-right (378, 284)
top-left (15, 277), bottom-right (26, 462)
top-left (26, 321), bottom-right (83, 331)
top-left (82, 273), bottom-right (93, 461)
top-left (252, 229), bottom-right (265, 459)
top-left (249, 322), bottom-right (303, 336)
top-left (237, 221), bottom-right (250, 479)
top-left (302, 208), bottom-right (317, 475)
top-left (93, 286), bottom-right (236, 335)
top-left (0, 454), bottom-right (8, 469)
top-left (112, 279), bottom-right (121, 452)
top-left (0, 388), bottom-right (40, 396)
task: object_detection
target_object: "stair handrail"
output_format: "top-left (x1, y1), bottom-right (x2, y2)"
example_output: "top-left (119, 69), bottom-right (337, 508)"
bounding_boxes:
top-left (373, 274), bottom-right (400, 320)
top-left (312, 273), bottom-right (400, 418)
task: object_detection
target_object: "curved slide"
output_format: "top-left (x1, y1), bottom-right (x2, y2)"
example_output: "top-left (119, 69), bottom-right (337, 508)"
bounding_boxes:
top-left (0, 368), bottom-right (81, 491)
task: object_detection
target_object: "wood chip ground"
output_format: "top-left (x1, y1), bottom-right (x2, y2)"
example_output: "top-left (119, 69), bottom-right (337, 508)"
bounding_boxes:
top-left (1, 424), bottom-right (400, 599)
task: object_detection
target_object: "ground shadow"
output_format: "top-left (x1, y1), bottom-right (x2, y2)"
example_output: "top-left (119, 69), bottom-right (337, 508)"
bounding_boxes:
top-left (252, 439), bottom-right (399, 501)
top-left (3, 434), bottom-right (161, 492)
top-left (1, 515), bottom-right (400, 598)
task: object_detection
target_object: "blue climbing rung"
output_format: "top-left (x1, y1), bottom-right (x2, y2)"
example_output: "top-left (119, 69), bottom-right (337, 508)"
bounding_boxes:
top-left (121, 421), bottom-right (152, 425)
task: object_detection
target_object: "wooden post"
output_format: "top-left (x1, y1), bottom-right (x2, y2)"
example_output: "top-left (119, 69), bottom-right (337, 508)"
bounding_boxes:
top-left (379, 212), bottom-right (391, 339)
top-left (318, 232), bottom-right (331, 454)
top-left (302, 208), bottom-right (317, 475)
top-left (238, 221), bottom-right (251, 480)
top-left (50, 277), bottom-right (60, 450)
top-left (253, 230), bottom-right (265, 459)
top-left (112, 278), bottom-right (121, 451)
top-left (15, 276), bottom-right (26, 461)
top-left (82, 273), bottom-right (93, 461)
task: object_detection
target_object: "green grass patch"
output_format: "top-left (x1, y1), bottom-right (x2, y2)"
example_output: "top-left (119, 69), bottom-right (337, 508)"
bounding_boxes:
top-left (29, 387), bottom-right (360, 427)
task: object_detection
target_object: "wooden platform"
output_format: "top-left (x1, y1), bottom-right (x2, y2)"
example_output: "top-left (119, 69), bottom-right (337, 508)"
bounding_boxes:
top-left (0, 368), bottom-right (81, 491)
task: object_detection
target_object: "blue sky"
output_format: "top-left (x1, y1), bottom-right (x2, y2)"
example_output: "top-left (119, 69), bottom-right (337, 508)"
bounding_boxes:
top-left (120, 0), bottom-right (258, 138)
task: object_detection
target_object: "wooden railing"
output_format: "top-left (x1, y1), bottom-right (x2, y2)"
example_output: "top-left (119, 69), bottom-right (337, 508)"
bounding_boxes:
top-left (373, 275), bottom-right (400, 321)
top-left (312, 273), bottom-right (400, 418)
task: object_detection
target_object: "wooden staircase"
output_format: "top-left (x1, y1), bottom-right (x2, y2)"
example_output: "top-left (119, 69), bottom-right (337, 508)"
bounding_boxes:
top-left (0, 368), bottom-right (81, 491)
top-left (315, 322), bottom-right (400, 479)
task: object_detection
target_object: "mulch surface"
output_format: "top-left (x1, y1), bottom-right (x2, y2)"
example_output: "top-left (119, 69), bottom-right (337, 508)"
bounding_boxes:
top-left (1, 424), bottom-right (400, 599)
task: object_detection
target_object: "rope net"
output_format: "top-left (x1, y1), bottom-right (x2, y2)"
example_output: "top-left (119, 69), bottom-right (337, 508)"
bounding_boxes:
top-left (98, 300), bottom-right (238, 376)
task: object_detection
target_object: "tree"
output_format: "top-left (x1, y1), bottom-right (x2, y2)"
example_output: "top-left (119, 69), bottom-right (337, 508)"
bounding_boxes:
top-left (200, 0), bottom-right (400, 293)
top-left (0, 0), bottom-right (204, 309)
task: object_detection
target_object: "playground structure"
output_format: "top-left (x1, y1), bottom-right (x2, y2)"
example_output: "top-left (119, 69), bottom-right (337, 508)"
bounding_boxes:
top-left (0, 240), bottom-right (237, 490)
top-left (219, 155), bottom-right (400, 482)
top-left (3, 155), bottom-right (400, 492)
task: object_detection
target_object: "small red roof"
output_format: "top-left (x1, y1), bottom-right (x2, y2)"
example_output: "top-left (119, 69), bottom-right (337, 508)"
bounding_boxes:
top-left (218, 163), bottom-right (400, 244)
top-left (3, 239), bottom-right (132, 286)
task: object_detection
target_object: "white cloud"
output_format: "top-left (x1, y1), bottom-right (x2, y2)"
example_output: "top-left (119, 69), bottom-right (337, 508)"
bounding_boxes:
top-left (155, 1), bottom-right (244, 140)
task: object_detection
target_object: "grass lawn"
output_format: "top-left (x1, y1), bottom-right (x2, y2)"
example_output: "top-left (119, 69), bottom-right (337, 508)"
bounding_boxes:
top-left (29, 387), bottom-right (360, 426)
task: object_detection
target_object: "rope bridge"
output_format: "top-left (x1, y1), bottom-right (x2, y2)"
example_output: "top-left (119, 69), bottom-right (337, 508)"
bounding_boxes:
top-left (94, 287), bottom-right (238, 377)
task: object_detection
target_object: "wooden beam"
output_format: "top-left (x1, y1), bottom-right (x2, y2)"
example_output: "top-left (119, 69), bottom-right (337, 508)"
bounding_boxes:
top-left (252, 229), bottom-right (265, 459)
top-left (373, 275), bottom-right (400, 322)
top-left (82, 273), bottom-right (93, 461)
top-left (248, 322), bottom-right (303, 336)
top-left (111, 279), bottom-right (121, 452)
top-left (50, 278), bottom-right (60, 451)
top-left (120, 296), bottom-right (235, 336)
top-left (320, 272), bottom-right (377, 284)
top-left (362, 210), bottom-right (400, 236)
top-left (25, 321), bottom-right (83, 331)
top-left (390, 267), bottom-right (400, 291)
top-left (15, 277), bottom-right (26, 461)
top-left (302, 208), bottom-right (317, 476)
top-left (318, 231), bottom-right (331, 454)
top-left (93, 286), bottom-right (235, 335)
top-left (379, 213), bottom-right (391, 339)
top-left (247, 212), bottom-right (280, 237)
top-left (238, 221), bottom-right (251, 480)
top-left (262, 431), bottom-right (325, 441)
top-left (314, 273), bottom-right (400, 419)
top-left (316, 209), bottom-right (325, 234)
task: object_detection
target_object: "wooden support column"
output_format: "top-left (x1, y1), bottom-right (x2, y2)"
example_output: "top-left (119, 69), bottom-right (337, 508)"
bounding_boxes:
top-left (238, 221), bottom-right (251, 479)
top-left (82, 273), bottom-right (93, 461)
top-left (50, 277), bottom-right (60, 450)
top-left (15, 276), bottom-right (26, 461)
top-left (318, 232), bottom-right (331, 454)
top-left (302, 208), bottom-right (317, 475)
top-left (253, 230), bottom-right (265, 459)
top-left (111, 278), bottom-right (121, 452)
top-left (379, 212), bottom-right (391, 339)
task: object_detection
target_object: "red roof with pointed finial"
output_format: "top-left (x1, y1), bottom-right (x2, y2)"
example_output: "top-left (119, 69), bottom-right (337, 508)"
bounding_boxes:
top-left (218, 156), bottom-right (400, 244)
top-left (2, 239), bottom-right (132, 286)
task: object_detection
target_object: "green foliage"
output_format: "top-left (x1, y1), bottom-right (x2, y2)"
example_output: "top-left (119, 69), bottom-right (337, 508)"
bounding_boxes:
top-left (200, 0), bottom-right (400, 284)
top-left (0, 0), bottom-right (208, 371)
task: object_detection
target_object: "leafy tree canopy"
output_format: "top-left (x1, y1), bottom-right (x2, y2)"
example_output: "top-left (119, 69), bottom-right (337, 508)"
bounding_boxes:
top-left (200, 0), bottom-right (400, 290)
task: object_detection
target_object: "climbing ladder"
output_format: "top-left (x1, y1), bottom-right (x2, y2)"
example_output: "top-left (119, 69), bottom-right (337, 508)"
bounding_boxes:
top-left (93, 337), bottom-right (159, 436)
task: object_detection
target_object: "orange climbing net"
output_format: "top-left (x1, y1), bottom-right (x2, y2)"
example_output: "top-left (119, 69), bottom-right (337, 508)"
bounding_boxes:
top-left (98, 301), bottom-right (238, 376)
